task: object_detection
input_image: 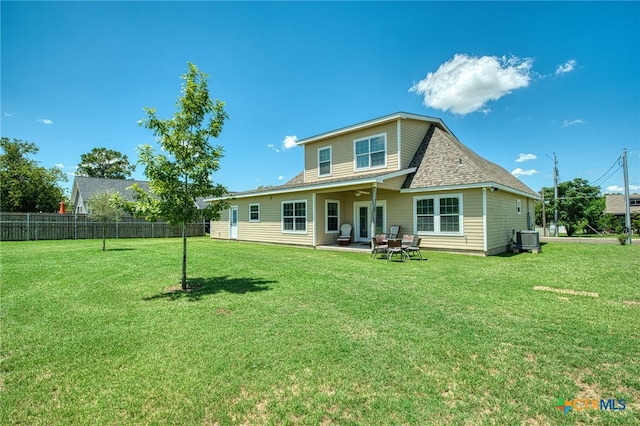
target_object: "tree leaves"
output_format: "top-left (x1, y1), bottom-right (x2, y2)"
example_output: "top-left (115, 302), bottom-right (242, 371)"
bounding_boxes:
top-left (77, 147), bottom-right (135, 179)
top-left (0, 137), bottom-right (67, 212)
top-left (133, 62), bottom-right (230, 289)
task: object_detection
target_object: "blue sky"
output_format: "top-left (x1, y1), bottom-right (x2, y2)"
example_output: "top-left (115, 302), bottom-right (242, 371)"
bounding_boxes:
top-left (2, 1), bottom-right (639, 196)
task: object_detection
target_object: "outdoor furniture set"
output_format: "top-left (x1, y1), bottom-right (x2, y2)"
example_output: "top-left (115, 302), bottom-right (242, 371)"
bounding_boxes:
top-left (371, 229), bottom-right (424, 262)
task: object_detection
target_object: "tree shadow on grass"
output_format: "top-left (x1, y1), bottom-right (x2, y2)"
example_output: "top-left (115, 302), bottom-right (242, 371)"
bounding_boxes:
top-left (143, 275), bottom-right (276, 302)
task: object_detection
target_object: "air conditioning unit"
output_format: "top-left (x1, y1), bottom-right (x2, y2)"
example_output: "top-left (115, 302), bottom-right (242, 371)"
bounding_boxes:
top-left (515, 230), bottom-right (540, 253)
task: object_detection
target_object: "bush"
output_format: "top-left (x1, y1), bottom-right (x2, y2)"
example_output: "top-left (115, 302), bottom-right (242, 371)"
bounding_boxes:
top-left (617, 233), bottom-right (628, 245)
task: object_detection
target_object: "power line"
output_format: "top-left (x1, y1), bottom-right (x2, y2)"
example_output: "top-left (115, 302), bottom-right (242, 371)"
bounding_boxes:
top-left (591, 155), bottom-right (623, 187)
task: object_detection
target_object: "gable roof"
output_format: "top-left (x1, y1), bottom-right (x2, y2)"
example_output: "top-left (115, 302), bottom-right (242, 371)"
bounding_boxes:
top-left (296, 112), bottom-right (455, 145)
top-left (402, 124), bottom-right (539, 198)
top-left (71, 176), bottom-right (149, 202)
top-left (71, 176), bottom-right (209, 209)
top-left (206, 113), bottom-right (539, 201)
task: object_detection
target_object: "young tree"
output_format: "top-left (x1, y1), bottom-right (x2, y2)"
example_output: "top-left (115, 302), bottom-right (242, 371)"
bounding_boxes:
top-left (1, 137), bottom-right (67, 212)
top-left (127, 62), bottom-right (229, 290)
top-left (77, 147), bottom-right (135, 179)
top-left (87, 191), bottom-right (123, 251)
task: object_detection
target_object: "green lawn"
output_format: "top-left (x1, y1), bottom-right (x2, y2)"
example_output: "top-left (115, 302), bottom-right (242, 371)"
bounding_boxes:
top-left (1, 238), bottom-right (638, 425)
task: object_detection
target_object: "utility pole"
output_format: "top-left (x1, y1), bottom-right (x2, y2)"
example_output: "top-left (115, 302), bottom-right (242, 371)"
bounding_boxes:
top-left (553, 153), bottom-right (559, 237)
top-left (622, 148), bottom-right (632, 245)
top-left (541, 190), bottom-right (547, 237)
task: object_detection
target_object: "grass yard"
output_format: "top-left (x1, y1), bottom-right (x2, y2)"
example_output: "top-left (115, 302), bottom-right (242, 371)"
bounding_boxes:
top-left (1, 238), bottom-right (639, 425)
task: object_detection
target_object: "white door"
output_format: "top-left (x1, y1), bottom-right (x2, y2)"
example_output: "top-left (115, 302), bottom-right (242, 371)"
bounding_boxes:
top-left (229, 206), bottom-right (238, 239)
top-left (353, 202), bottom-right (385, 243)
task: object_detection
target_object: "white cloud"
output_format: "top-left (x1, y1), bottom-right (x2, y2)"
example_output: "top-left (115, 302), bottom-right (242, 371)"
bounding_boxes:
top-left (409, 54), bottom-right (533, 115)
top-left (607, 184), bottom-right (640, 193)
top-left (278, 176), bottom-right (284, 181)
top-left (4, 112), bottom-right (15, 117)
top-left (562, 119), bottom-right (585, 127)
top-left (54, 163), bottom-right (64, 169)
top-left (511, 168), bottom-right (539, 177)
top-left (269, 135), bottom-right (299, 152)
top-left (515, 153), bottom-right (537, 163)
top-left (38, 118), bottom-right (53, 125)
top-left (556, 59), bottom-right (577, 75)
top-left (282, 135), bottom-right (298, 150)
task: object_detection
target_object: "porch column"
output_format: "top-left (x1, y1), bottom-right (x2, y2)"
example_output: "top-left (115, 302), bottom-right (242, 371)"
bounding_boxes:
top-left (370, 183), bottom-right (377, 249)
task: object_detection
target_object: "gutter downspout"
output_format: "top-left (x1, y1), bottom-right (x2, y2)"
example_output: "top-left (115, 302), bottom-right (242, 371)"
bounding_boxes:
top-left (312, 192), bottom-right (316, 248)
top-left (370, 182), bottom-right (378, 250)
top-left (482, 187), bottom-right (488, 254)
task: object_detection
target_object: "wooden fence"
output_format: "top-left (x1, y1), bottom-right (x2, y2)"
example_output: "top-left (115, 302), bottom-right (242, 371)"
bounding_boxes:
top-left (0, 212), bottom-right (206, 241)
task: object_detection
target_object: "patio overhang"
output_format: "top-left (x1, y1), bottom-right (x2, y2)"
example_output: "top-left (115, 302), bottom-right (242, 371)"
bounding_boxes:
top-left (205, 168), bottom-right (416, 202)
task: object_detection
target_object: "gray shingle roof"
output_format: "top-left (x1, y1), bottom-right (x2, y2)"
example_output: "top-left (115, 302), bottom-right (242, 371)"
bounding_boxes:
top-left (72, 176), bottom-right (209, 209)
top-left (605, 194), bottom-right (640, 215)
top-left (73, 176), bottom-right (149, 202)
top-left (403, 125), bottom-right (538, 196)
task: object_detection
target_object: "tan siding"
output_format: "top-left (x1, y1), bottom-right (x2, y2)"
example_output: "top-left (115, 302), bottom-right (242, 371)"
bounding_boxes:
top-left (212, 188), bottom-right (507, 254)
top-left (399, 120), bottom-right (431, 169)
top-left (392, 189), bottom-right (484, 253)
top-left (210, 193), bottom-right (314, 246)
top-left (486, 191), bottom-right (532, 252)
top-left (210, 209), bottom-right (229, 239)
top-left (304, 122), bottom-right (399, 182)
top-left (314, 193), bottom-right (349, 245)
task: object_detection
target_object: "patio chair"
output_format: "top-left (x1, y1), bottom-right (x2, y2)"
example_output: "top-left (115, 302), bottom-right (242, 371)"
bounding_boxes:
top-left (388, 225), bottom-right (400, 240)
top-left (336, 224), bottom-right (352, 246)
top-left (371, 236), bottom-right (388, 259)
top-left (405, 236), bottom-right (423, 260)
top-left (387, 238), bottom-right (406, 262)
top-left (401, 234), bottom-right (413, 247)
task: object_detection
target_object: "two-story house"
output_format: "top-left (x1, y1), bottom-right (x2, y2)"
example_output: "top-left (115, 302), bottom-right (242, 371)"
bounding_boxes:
top-left (208, 112), bottom-right (540, 255)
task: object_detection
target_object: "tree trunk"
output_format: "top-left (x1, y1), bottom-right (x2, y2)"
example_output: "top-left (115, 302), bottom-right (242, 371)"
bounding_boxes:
top-left (102, 225), bottom-right (106, 251)
top-left (181, 222), bottom-right (187, 290)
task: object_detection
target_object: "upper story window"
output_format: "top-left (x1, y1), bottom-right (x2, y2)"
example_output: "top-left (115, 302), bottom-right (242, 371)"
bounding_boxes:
top-left (318, 146), bottom-right (331, 177)
top-left (354, 133), bottom-right (386, 171)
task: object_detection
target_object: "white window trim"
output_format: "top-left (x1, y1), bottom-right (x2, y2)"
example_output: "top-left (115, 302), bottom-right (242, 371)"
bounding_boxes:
top-left (318, 146), bottom-right (332, 178)
top-left (516, 199), bottom-right (522, 215)
top-left (353, 132), bottom-right (387, 172)
top-left (281, 200), bottom-right (308, 234)
top-left (413, 194), bottom-right (464, 236)
top-left (325, 199), bottom-right (340, 234)
top-left (249, 203), bottom-right (260, 222)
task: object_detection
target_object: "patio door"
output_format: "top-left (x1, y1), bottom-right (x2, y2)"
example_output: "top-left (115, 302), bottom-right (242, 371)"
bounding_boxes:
top-left (353, 201), bottom-right (385, 243)
top-left (229, 206), bottom-right (238, 239)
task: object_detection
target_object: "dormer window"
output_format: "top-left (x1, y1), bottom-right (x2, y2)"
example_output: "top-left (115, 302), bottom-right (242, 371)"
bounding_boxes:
top-left (318, 146), bottom-right (331, 177)
top-left (354, 133), bottom-right (386, 171)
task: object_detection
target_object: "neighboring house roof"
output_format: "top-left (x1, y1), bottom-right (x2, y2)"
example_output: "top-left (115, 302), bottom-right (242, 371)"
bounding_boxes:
top-left (71, 177), bottom-right (149, 213)
top-left (605, 194), bottom-right (640, 215)
top-left (71, 176), bottom-right (209, 210)
top-left (402, 124), bottom-right (539, 197)
top-left (72, 176), bottom-right (150, 203)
